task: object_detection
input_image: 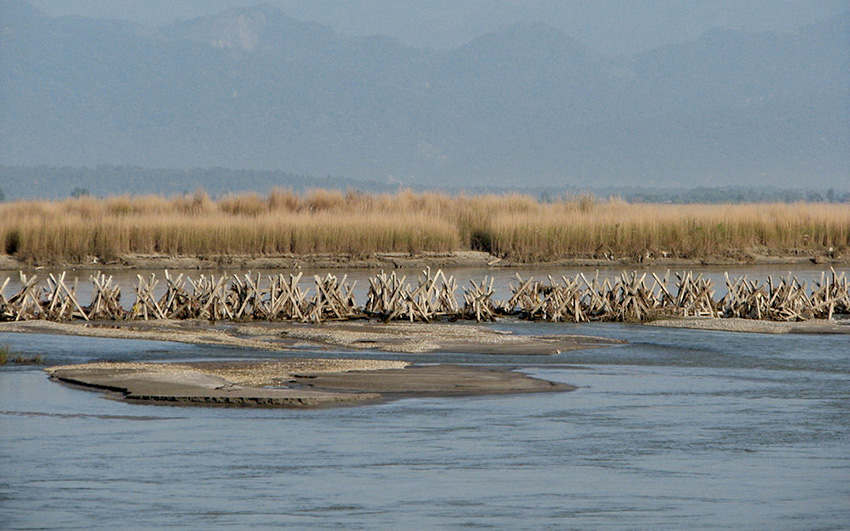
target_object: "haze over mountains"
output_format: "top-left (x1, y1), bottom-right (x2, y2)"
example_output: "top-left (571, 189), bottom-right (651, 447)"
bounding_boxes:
top-left (24, 0), bottom-right (850, 57)
top-left (1, 0), bottom-right (848, 195)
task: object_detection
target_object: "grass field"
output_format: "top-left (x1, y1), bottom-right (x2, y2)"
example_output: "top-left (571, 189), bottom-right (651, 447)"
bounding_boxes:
top-left (1, 190), bottom-right (848, 264)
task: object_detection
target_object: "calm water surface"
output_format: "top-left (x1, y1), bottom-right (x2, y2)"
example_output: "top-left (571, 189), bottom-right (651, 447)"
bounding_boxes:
top-left (1, 322), bottom-right (849, 529)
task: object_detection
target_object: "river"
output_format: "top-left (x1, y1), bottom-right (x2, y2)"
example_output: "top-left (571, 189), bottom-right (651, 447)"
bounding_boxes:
top-left (1, 316), bottom-right (848, 529)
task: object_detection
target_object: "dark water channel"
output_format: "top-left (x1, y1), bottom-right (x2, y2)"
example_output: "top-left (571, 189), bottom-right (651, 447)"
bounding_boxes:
top-left (1, 319), bottom-right (848, 529)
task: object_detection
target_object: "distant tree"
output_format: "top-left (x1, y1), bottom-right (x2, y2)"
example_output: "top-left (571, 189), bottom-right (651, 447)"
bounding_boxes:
top-left (827, 188), bottom-right (836, 202)
top-left (0, 188), bottom-right (5, 202)
top-left (71, 187), bottom-right (90, 199)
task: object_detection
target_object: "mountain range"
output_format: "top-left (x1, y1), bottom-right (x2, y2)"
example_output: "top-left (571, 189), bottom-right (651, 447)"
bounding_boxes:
top-left (1, 0), bottom-right (848, 192)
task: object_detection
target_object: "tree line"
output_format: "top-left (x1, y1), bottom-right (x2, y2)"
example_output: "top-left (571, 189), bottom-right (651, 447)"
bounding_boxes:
top-left (0, 165), bottom-right (848, 204)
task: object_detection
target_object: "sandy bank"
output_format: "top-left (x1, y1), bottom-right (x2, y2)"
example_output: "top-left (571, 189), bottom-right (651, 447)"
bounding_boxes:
top-left (0, 319), bottom-right (623, 354)
top-left (46, 360), bottom-right (574, 408)
top-left (647, 317), bottom-right (850, 334)
top-left (1, 251), bottom-right (845, 271)
top-left (20, 318), bottom-right (603, 408)
top-left (0, 251), bottom-right (497, 271)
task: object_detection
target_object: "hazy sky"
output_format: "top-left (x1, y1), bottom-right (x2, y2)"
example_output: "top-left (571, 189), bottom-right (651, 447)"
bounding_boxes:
top-left (26, 0), bottom-right (850, 56)
top-left (6, 0), bottom-right (848, 188)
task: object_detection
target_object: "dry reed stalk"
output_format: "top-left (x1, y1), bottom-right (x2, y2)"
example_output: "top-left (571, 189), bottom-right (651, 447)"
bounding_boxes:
top-left (1, 192), bottom-right (848, 264)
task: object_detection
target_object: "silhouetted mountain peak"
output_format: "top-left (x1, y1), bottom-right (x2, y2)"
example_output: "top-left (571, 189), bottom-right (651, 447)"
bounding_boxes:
top-left (203, 8), bottom-right (268, 51)
top-left (162, 3), bottom-right (336, 53)
top-left (444, 20), bottom-right (613, 96)
top-left (162, 5), bottom-right (274, 51)
top-left (459, 21), bottom-right (591, 60)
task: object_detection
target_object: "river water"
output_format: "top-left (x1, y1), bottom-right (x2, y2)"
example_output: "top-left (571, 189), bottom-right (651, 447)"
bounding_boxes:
top-left (1, 318), bottom-right (848, 529)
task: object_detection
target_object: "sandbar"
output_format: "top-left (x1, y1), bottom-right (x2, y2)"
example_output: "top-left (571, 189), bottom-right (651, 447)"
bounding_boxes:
top-left (0, 319), bottom-right (623, 354)
top-left (6, 318), bottom-right (617, 408)
top-left (46, 360), bottom-right (575, 408)
top-left (648, 317), bottom-right (850, 334)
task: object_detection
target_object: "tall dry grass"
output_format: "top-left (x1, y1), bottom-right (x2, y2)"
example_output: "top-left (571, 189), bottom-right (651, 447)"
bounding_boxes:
top-left (485, 202), bottom-right (850, 260)
top-left (1, 189), bottom-right (847, 264)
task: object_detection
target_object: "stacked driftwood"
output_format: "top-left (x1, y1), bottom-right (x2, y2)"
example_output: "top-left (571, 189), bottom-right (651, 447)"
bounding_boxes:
top-left (305, 274), bottom-right (360, 322)
top-left (811, 269), bottom-right (850, 318)
top-left (87, 273), bottom-right (123, 320)
top-left (462, 276), bottom-right (497, 322)
top-left (2, 273), bottom-right (44, 321)
top-left (0, 268), bottom-right (848, 324)
top-left (665, 271), bottom-right (718, 318)
top-left (500, 271), bottom-right (718, 322)
top-left (364, 268), bottom-right (459, 322)
top-left (266, 273), bottom-right (309, 321)
top-left (503, 274), bottom-right (586, 322)
top-left (0, 271), bottom-right (121, 321)
top-left (720, 269), bottom-right (850, 321)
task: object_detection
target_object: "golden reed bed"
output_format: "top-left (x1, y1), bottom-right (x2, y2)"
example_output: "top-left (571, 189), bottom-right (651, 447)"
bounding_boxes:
top-left (1, 189), bottom-right (848, 264)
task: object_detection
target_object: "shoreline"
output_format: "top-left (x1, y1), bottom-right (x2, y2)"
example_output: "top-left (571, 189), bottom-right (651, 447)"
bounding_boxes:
top-left (0, 319), bottom-right (625, 354)
top-left (2, 251), bottom-right (847, 272)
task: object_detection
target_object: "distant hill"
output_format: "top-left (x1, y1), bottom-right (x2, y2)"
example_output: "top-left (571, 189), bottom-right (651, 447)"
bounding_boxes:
top-left (1, 1), bottom-right (847, 190)
top-left (1, 165), bottom-right (845, 205)
top-left (0, 165), bottom-right (398, 200)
